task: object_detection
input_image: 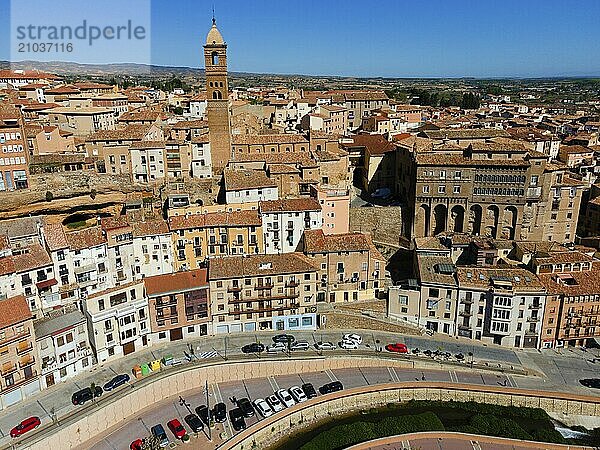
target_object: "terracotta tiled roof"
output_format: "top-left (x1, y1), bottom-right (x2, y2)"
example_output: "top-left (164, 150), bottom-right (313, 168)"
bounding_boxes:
top-left (65, 226), bottom-right (106, 251)
top-left (0, 256), bottom-right (15, 276)
top-left (168, 210), bottom-right (262, 231)
top-left (422, 129), bottom-right (510, 140)
top-left (129, 140), bottom-right (165, 149)
top-left (457, 267), bottom-right (543, 292)
top-left (232, 134), bottom-right (309, 146)
top-left (224, 169), bottom-right (276, 191)
top-left (144, 269), bottom-right (208, 296)
top-left (0, 295), bottom-right (32, 329)
top-left (87, 124), bottom-right (154, 142)
top-left (260, 198), bottom-right (321, 213)
top-left (303, 229), bottom-right (376, 254)
top-left (12, 244), bottom-right (52, 272)
top-left (43, 223), bottom-right (69, 251)
top-left (342, 134), bottom-right (395, 155)
top-left (132, 219), bottom-right (170, 237)
top-left (208, 253), bottom-right (316, 280)
top-left (539, 269), bottom-right (600, 296)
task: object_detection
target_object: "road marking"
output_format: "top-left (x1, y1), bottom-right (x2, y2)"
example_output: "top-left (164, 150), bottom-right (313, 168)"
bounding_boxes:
top-left (198, 350), bottom-right (218, 359)
top-left (508, 375), bottom-right (518, 388)
top-left (213, 383), bottom-right (233, 438)
top-left (403, 440), bottom-right (411, 449)
top-left (387, 367), bottom-right (399, 382)
top-left (267, 376), bottom-right (279, 391)
top-left (325, 369), bottom-right (338, 381)
top-left (449, 370), bottom-right (458, 383)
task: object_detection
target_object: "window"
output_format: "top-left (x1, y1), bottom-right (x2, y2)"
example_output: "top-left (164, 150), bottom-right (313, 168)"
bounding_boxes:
top-left (422, 185), bottom-right (430, 194)
top-left (439, 170), bottom-right (446, 179)
top-left (438, 185), bottom-right (446, 194)
top-left (453, 186), bottom-right (460, 194)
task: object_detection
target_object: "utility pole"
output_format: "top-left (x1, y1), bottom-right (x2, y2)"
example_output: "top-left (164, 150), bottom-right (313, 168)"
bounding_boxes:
top-left (205, 380), bottom-right (212, 442)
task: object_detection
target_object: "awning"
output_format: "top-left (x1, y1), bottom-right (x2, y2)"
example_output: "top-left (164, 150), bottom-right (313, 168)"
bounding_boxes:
top-left (36, 278), bottom-right (58, 290)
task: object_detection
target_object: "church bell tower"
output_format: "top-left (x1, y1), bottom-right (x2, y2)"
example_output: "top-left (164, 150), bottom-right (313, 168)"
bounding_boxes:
top-left (204, 18), bottom-right (231, 175)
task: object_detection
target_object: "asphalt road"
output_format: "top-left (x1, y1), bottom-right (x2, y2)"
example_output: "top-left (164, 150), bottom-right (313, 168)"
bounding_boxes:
top-left (2, 329), bottom-right (600, 449)
top-left (87, 364), bottom-right (520, 450)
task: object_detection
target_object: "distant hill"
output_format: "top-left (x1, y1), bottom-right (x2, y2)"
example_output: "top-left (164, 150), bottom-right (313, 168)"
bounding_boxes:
top-left (0, 60), bottom-right (206, 77)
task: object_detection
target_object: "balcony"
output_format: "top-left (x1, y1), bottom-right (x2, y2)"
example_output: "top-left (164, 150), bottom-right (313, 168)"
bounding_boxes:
top-left (0, 328), bottom-right (31, 347)
top-left (228, 291), bottom-right (299, 304)
top-left (459, 310), bottom-right (472, 317)
top-left (16, 342), bottom-right (33, 356)
top-left (527, 316), bottom-right (540, 322)
top-left (19, 355), bottom-right (35, 369)
top-left (1, 363), bottom-right (17, 376)
top-left (461, 297), bottom-right (474, 304)
top-left (227, 285), bottom-right (242, 292)
top-left (255, 283), bottom-right (274, 290)
top-left (528, 304), bottom-right (541, 309)
top-left (285, 280), bottom-right (299, 288)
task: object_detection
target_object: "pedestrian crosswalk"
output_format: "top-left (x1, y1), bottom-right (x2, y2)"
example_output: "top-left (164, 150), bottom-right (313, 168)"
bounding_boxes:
top-left (197, 350), bottom-right (219, 359)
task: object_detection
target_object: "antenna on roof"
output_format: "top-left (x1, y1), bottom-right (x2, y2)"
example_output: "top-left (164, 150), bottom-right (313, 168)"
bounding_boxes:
top-left (212, 5), bottom-right (216, 25)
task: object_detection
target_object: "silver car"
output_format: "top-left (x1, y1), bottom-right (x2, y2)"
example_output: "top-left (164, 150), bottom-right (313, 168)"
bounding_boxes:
top-left (266, 394), bottom-right (284, 412)
top-left (275, 389), bottom-right (295, 408)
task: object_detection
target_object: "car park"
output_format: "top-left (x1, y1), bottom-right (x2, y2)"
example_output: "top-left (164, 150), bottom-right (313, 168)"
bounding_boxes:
top-left (580, 378), bottom-right (600, 389)
top-left (385, 343), bottom-right (408, 354)
top-left (266, 394), bottom-right (284, 412)
top-left (103, 373), bottom-right (130, 391)
top-left (151, 424), bottom-right (170, 448)
top-left (184, 414), bottom-right (203, 432)
top-left (290, 340), bottom-right (310, 351)
top-left (266, 342), bottom-right (287, 353)
top-left (195, 405), bottom-right (212, 425)
top-left (301, 383), bottom-right (317, 399)
top-left (10, 416), bottom-right (41, 438)
top-left (129, 439), bottom-right (143, 450)
top-left (289, 385), bottom-right (308, 403)
top-left (241, 342), bottom-right (265, 354)
top-left (275, 388), bottom-right (296, 407)
top-left (253, 398), bottom-right (274, 417)
top-left (212, 402), bottom-right (227, 422)
top-left (339, 339), bottom-right (359, 350)
top-left (343, 333), bottom-right (362, 344)
top-left (229, 408), bottom-right (246, 431)
top-left (319, 381), bottom-right (344, 395)
top-left (314, 341), bottom-right (336, 350)
top-left (167, 418), bottom-right (186, 440)
top-left (272, 334), bottom-right (295, 344)
top-left (71, 386), bottom-right (102, 405)
top-left (237, 397), bottom-right (255, 417)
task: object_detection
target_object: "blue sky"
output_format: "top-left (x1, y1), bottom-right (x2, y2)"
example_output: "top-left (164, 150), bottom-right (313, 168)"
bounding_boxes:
top-left (1, 0), bottom-right (599, 77)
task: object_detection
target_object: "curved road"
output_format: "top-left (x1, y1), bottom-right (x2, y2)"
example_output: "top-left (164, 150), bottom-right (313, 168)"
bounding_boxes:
top-left (2, 329), bottom-right (600, 448)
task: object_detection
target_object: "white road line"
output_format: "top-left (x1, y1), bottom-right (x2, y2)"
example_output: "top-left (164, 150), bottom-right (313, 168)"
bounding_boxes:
top-left (325, 369), bottom-right (338, 381)
top-left (387, 367), bottom-right (399, 382)
top-left (212, 383), bottom-right (233, 438)
top-left (508, 375), bottom-right (518, 388)
top-left (449, 370), bottom-right (458, 383)
top-left (267, 376), bottom-right (279, 391)
top-left (403, 439), bottom-right (411, 449)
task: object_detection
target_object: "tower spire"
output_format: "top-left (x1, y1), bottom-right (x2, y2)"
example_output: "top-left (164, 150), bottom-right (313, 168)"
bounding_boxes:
top-left (212, 6), bottom-right (216, 25)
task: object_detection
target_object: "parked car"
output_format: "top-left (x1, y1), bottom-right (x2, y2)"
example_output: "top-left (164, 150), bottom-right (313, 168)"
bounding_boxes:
top-left (212, 402), bottom-right (227, 422)
top-left (266, 342), bottom-right (287, 353)
top-left (339, 340), bottom-right (359, 350)
top-left (253, 398), bottom-right (274, 418)
top-left (195, 405), bottom-right (212, 425)
top-left (10, 416), bottom-right (41, 438)
top-left (301, 383), bottom-right (317, 399)
top-left (184, 414), bottom-right (203, 433)
top-left (289, 385), bottom-right (308, 403)
top-left (385, 343), bottom-right (409, 354)
top-left (71, 386), bottom-right (102, 405)
top-left (150, 424), bottom-right (170, 448)
top-left (290, 340), bottom-right (310, 351)
top-left (229, 408), bottom-right (246, 431)
top-left (241, 342), bottom-right (265, 354)
top-left (372, 187), bottom-right (391, 199)
top-left (103, 373), bottom-right (130, 391)
top-left (342, 333), bottom-right (362, 345)
top-left (314, 341), bottom-right (336, 351)
top-left (275, 389), bottom-right (296, 408)
top-left (580, 378), bottom-right (600, 389)
top-left (167, 419), bottom-right (186, 440)
top-left (272, 334), bottom-right (295, 344)
top-left (266, 394), bottom-right (284, 412)
top-left (319, 381), bottom-right (344, 395)
top-left (237, 397), bottom-right (255, 417)
top-left (129, 439), bottom-right (143, 450)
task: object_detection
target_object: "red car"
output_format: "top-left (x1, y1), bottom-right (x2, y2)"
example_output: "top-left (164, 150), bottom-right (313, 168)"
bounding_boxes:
top-left (385, 343), bottom-right (408, 354)
top-left (130, 439), bottom-right (143, 450)
top-left (167, 418), bottom-right (187, 439)
top-left (10, 416), bottom-right (41, 438)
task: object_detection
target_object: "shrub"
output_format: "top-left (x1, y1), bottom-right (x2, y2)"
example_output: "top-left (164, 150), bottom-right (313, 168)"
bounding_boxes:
top-left (45, 191), bottom-right (54, 202)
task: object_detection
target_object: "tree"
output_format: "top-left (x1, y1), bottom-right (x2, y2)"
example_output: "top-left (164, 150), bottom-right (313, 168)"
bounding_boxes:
top-left (45, 191), bottom-right (54, 202)
top-left (89, 188), bottom-right (97, 200)
top-left (461, 92), bottom-right (480, 109)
